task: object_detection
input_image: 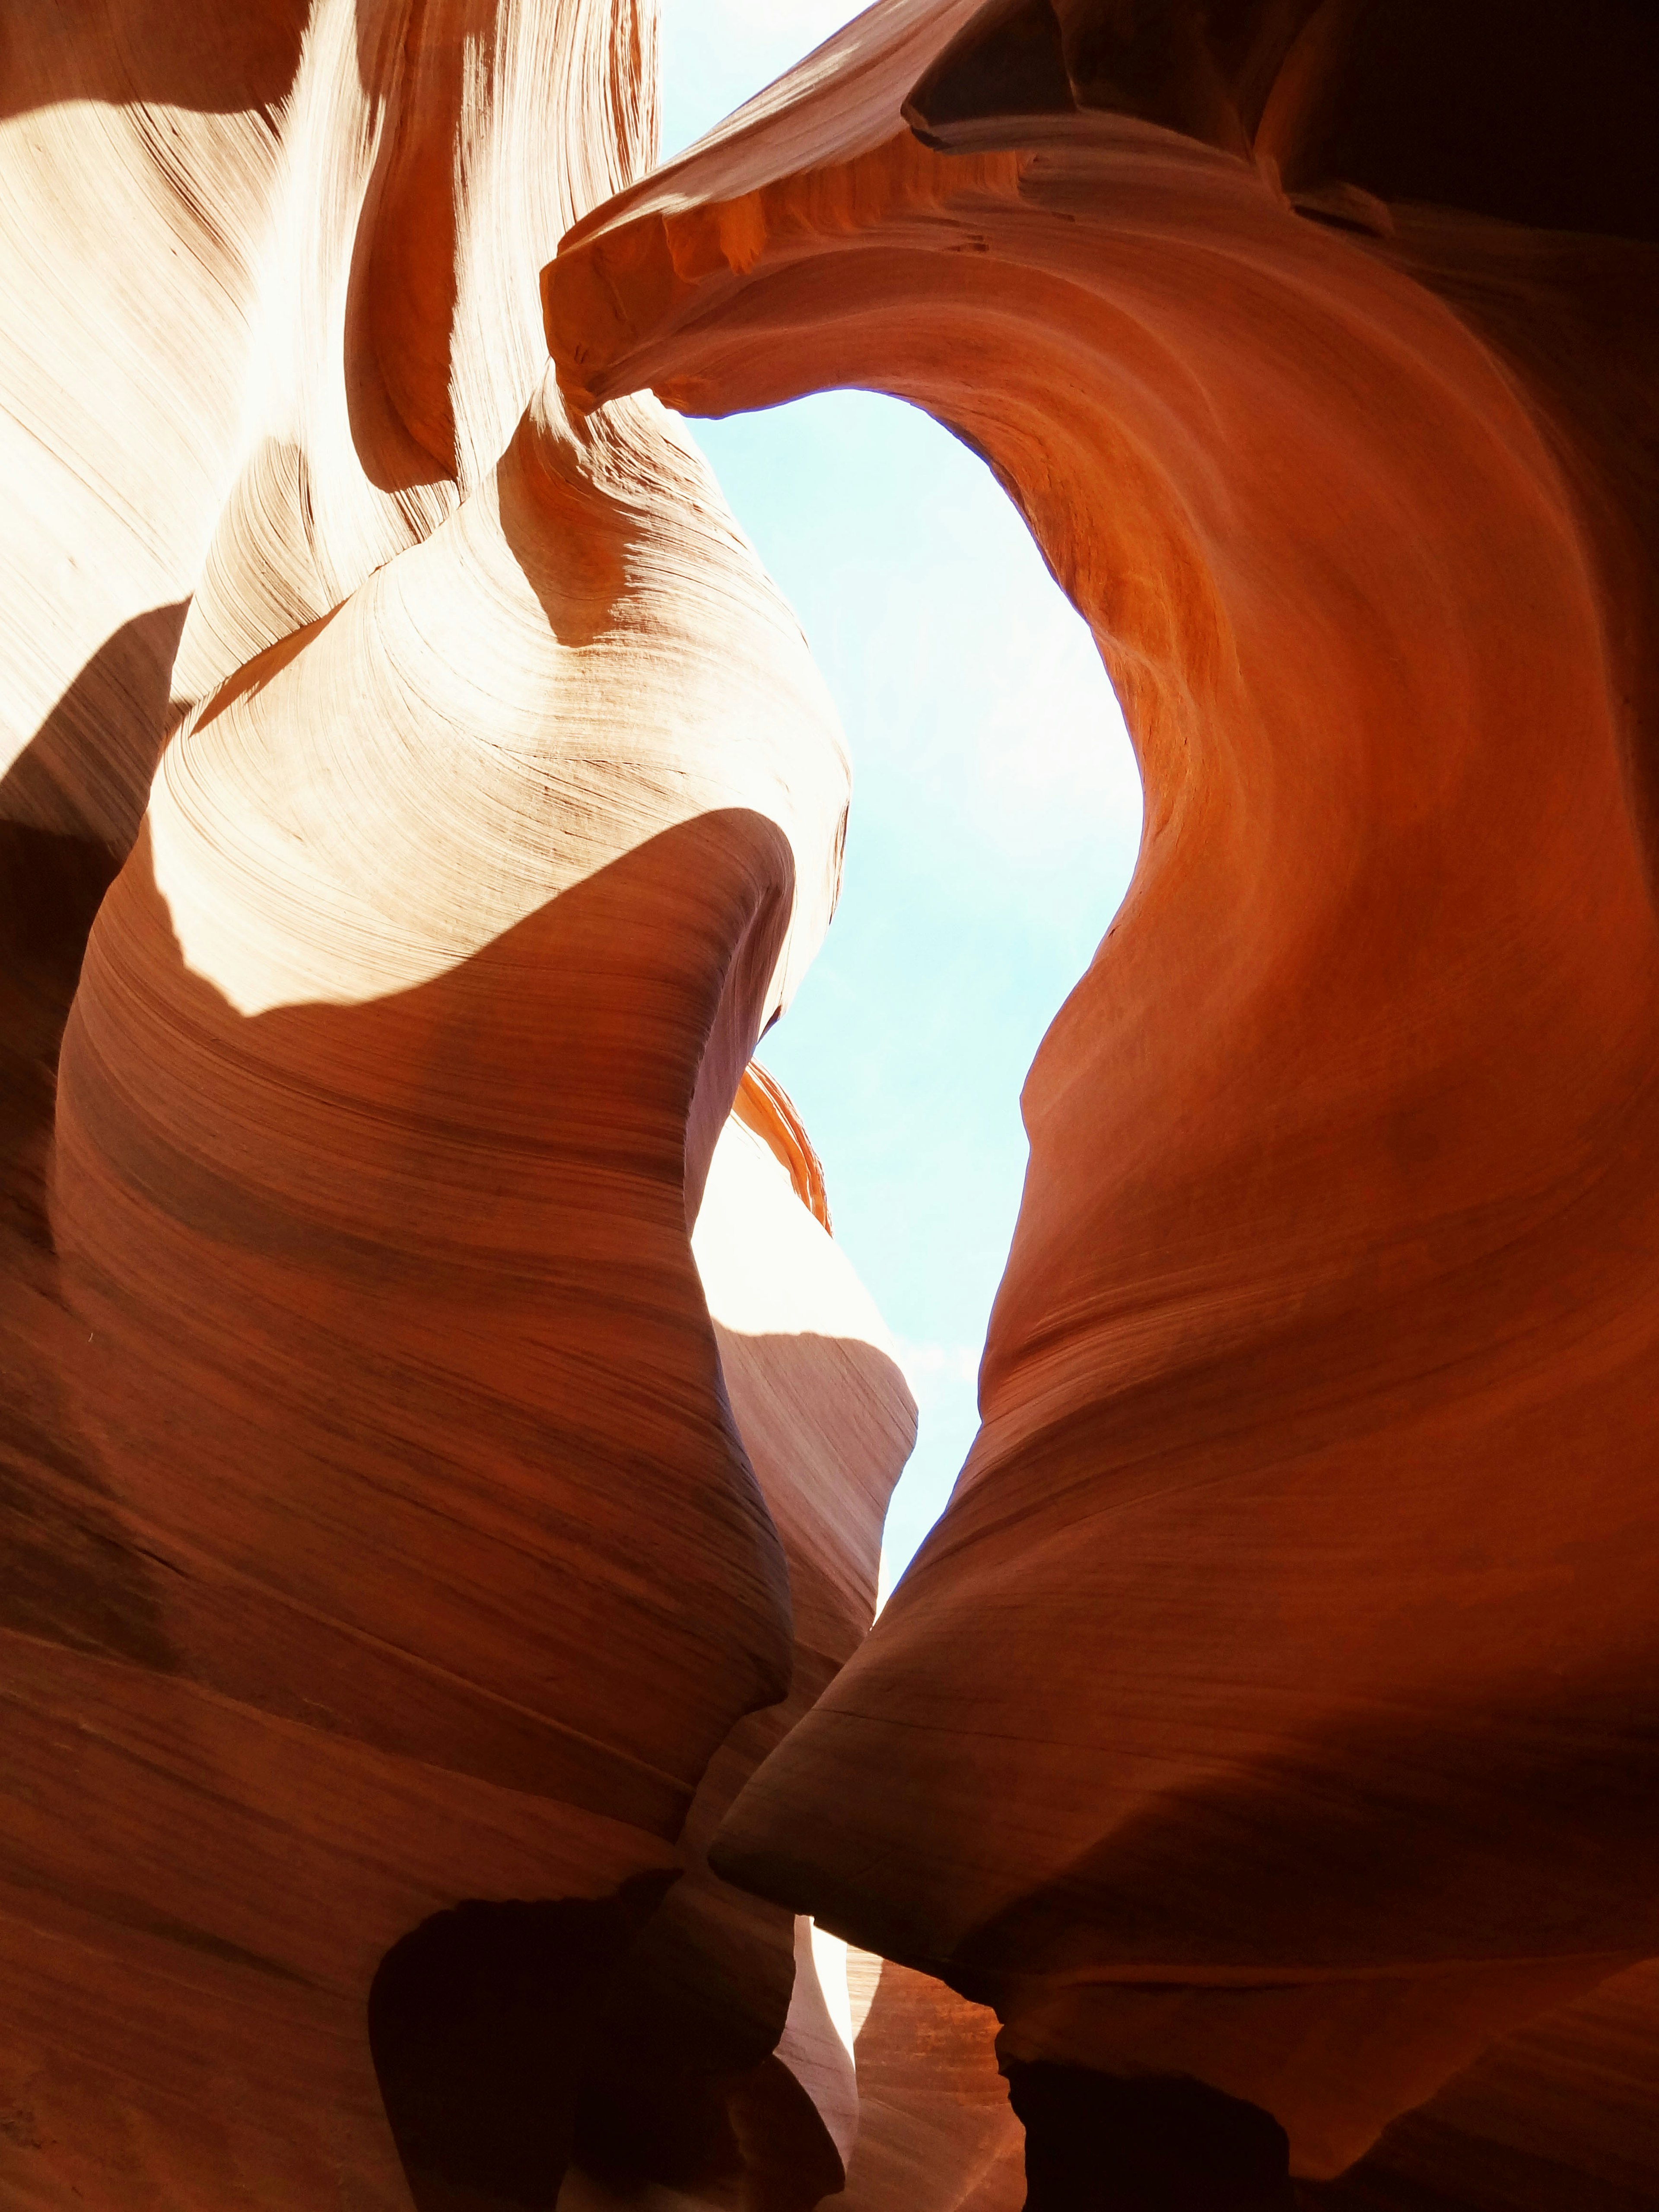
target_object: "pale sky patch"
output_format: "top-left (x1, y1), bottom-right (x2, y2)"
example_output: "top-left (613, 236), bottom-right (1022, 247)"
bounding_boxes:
top-left (660, 1), bottom-right (868, 157)
top-left (659, 7), bottom-right (1143, 1602)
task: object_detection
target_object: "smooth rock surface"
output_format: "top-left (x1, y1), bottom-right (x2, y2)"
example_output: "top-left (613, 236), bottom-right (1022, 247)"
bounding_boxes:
top-left (552, 0), bottom-right (1659, 2185)
top-left (8, 1), bottom-right (1659, 2204)
top-left (1302, 1959), bottom-right (1659, 2212)
top-left (0, 5), bottom-right (903, 2206)
top-left (563, 1081), bottom-right (915, 2206)
top-left (839, 1951), bottom-right (1024, 2212)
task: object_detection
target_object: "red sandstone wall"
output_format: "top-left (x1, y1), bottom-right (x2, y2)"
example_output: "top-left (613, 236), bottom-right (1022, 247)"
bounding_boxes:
top-left (4, 2), bottom-right (1659, 2206)
top-left (553, 0), bottom-right (1659, 2192)
top-left (0, 6), bottom-right (908, 2205)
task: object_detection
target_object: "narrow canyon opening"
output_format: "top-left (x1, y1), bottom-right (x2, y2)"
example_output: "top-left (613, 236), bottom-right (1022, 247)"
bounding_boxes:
top-left (690, 385), bottom-right (1141, 1601)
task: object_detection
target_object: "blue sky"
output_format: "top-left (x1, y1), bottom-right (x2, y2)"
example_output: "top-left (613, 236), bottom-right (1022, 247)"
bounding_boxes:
top-left (660, 4), bottom-right (1143, 1597)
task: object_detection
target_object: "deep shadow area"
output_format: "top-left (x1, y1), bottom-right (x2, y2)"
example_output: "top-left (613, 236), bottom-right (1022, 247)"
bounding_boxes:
top-left (370, 1886), bottom-right (671, 2212)
top-left (0, 821), bottom-right (175, 1670)
top-left (1, 601), bottom-right (188, 856)
top-left (908, 0), bottom-right (1659, 245)
top-left (0, 0), bottom-right (310, 121)
top-left (1008, 2062), bottom-right (1294, 2212)
top-left (0, 614), bottom-right (191, 1672)
top-left (903, 0), bottom-right (1074, 140)
top-left (572, 2068), bottom-right (744, 2195)
top-left (1259, 0), bottom-right (1659, 246)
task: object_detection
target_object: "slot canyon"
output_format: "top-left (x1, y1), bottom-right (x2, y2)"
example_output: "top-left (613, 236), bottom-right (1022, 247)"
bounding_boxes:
top-left (1, 3), bottom-right (1656, 2208)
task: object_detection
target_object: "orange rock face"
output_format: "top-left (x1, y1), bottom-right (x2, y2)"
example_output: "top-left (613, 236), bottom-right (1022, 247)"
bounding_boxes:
top-left (1297, 1957), bottom-right (1659, 2212)
top-left (839, 1952), bottom-right (1024, 2212)
top-left (7, 1), bottom-right (1659, 2208)
top-left (0, 4), bottom-right (912, 2207)
top-left (552, 0), bottom-right (1659, 2197)
top-left (561, 1082), bottom-right (915, 2206)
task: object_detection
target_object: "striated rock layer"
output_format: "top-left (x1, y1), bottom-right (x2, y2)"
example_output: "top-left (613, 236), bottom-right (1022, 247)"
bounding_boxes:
top-left (552, 0), bottom-right (1659, 2195)
top-left (0, 4), bottom-right (916, 2207)
top-left (1303, 1955), bottom-right (1659, 2212)
top-left (561, 1078), bottom-right (916, 2208)
top-left (838, 1951), bottom-right (1024, 2212)
top-left (9, 0), bottom-right (1659, 2204)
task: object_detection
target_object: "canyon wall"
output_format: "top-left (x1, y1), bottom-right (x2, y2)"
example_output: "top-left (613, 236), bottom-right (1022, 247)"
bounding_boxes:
top-left (552, 0), bottom-right (1659, 2199)
top-left (0, 5), bottom-right (913, 2206)
top-left (4, 1), bottom-right (1658, 2207)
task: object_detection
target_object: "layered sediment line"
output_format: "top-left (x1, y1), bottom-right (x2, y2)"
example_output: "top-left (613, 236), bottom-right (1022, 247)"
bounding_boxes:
top-left (0, 5), bottom-right (903, 2204)
top-left (552, 0), bottom-right (1659, 2185)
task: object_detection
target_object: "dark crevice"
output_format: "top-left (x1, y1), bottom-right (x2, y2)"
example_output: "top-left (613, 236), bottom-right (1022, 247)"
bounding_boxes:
top-left (369, 1885), bottom-right (674, 2212)
top-left (904, 0), bottom-right (1076, 145)
top-left (1007, 2061), bottom-right (1297, 2210)
top-left (0, 607), bottom-right (191, 1674)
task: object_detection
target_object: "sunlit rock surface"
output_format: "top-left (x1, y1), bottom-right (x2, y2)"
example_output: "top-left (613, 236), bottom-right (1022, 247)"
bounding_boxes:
top-left (553, 0), bottom-right (1659, 2198)
top-left (559, 1077), bottom-right (915, 2207)
top-left (838, 1949), bottom-right (1024, 2212)
top-left (6, 0), bottom-right (1659, 2206)
top-left (0, 4), bottom-right (910, 2206)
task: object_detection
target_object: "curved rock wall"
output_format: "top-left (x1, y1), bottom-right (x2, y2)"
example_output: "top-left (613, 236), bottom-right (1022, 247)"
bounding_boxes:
top-left (1307, 1957), bottom-right (1659, 2212)
top-left (0, 4), bottom-right (911, 2207)
top-left (839, 1951), bottom-right (1024, 2212)
top-left (562, 1080), bottom-right (915, 2206)
top-left (552, 0), bottom-right (1659, 2192)
top-left (6, 0), bottom-right (1659, 2206)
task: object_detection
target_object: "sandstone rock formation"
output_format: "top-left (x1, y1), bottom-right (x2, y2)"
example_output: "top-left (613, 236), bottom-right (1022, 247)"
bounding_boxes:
top-left (551, 0), bottom-right (1659, 2198)
top-left (7, 0), bottom-right (1659, 2206)
top-left (1305, 1956), bottom-right (1659, 2212)
top-left (0, 5), bottom-right (914, 2206)
top-left (838, 1951), bottom-right (1023, 2212)
top-left (560, 1079), bottom-right (915, 2207)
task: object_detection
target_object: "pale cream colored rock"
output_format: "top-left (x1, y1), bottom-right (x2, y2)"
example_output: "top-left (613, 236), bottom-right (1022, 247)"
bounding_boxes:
top-left (555, 0), bottom-right (1659, 2191)
top-left (0, 6), bottom-right (891, 2208)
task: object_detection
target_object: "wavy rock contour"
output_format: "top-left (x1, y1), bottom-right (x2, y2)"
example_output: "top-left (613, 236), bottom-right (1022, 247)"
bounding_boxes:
top-left (7, 0), bottom-right (1659, 2206)
top-left (551, 0), bottom-right (1659, 2196)
top-left (0, 4), bottom-right (913, 2206)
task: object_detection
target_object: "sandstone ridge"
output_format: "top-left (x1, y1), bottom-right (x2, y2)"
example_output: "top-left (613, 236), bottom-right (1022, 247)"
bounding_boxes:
top-left (3, 3), bottom-right (1658, 2209)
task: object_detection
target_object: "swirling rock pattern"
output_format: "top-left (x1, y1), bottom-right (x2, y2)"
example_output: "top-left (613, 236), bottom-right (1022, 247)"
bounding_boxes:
top-left (8, 0), bottom-right (1659, 2206)
top-left (553, 0), bottom-right (1659, 2196)
top-left (0, 3), bottom-right (911, 2208)
top-left (839, 1950), bottom-right (1024, 2212)
top-left (563, 1079), bottom-right (915, 2206)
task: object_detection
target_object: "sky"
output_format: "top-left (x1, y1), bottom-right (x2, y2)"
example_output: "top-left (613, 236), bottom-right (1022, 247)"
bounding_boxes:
top-left (659, 3), bottom-right (1144, 1600)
